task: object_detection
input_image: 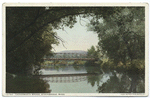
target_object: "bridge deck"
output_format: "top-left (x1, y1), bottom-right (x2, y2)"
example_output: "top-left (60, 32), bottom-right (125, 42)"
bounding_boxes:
top-left (43, 58), bottom-right (95, 60)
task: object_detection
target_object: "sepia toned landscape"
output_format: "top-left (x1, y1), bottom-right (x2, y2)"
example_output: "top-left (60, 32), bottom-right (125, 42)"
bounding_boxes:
top-left (5, 5), bottom-right (147, 95)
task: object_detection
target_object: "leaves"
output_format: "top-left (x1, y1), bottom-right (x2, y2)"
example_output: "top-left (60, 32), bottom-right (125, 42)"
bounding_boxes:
top-left (88, 7), bottom-right (145, 64)
top-left (6, 7), bottom-right (123, 74)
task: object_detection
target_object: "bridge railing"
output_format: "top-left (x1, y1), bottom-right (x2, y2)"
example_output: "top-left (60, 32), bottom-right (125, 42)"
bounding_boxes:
top-left (43, 53), bottom-right (95, 61)
top-left (50, 53), bottom-right (88, 58)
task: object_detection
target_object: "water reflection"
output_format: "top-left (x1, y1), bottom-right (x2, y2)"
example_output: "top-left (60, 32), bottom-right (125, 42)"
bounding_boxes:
top-left (97, 72), bottom-right (145, 93)
top-left (6, 62), bottom-right (145, 93)
top-left (84, 61), bottom-right (145, 93)
top-left (6, 73), bottom-right (51, 93)
top-left (40, 63), bottom-right (145, 93)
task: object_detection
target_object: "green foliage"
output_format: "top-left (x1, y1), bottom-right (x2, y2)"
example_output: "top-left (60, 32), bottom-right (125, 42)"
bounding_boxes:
top-left (87, 46), bottom-right (98, 59)
top-left (42, 61), bottom-right (53, 66)
top-left (73, 60), bottom-right (86, 65)
top-left (6, 7), bottom-right (145, 94)
top-left (88, 7), bottom-right (145, 76)
top-left (68, 61), bottom-right (74, 65)
top-left (99, 59), bottom-right (145, 77)
top-left (88, 7), bottom-right (145, 64)
top-left (5, 7), bottom-right (125, 75)
top-left (73, 65), bottom-right (81, 70)
top-left (7, 25), bottom-right (58, 75)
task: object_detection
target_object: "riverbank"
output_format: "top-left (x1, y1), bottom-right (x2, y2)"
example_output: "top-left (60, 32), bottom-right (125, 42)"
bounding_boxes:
top-left (41, 60), bottom-right (86, 69)
top-left (99, 59), bottom-right (145, 74)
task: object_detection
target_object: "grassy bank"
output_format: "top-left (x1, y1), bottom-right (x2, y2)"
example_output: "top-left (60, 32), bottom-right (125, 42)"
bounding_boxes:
top-left (99, 59), bottom-right (145, 76)
top-left (41, 60), bottom-right (86, 68)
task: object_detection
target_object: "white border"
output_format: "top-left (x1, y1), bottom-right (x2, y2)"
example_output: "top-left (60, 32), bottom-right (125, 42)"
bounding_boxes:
top-left (2, 3), bottom-right (6, 97)
top-left (2, 3), bottom-right (149, 97)
top-left (2, 3), bottom-right (149, 6)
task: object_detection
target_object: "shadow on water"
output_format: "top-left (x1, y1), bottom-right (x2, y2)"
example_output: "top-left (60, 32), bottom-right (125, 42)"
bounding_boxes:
top-left (97, 73), bottom-right (145, 93)
top-left (85, 61), bottom-right (145, 93)
top-left (6, 73), bottom-right (51, 93)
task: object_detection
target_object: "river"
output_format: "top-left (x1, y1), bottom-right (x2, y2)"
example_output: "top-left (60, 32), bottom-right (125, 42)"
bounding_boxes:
top-left (38, 65), bottom-right (145, 93)
top-left (6, 64), bottom-right (145, 93)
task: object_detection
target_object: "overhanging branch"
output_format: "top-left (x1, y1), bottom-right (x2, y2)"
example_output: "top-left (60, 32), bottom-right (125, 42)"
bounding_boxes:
top-left (7, 11), bottom-right (85, 53)
top-left (7, 8), bottom-right (70, 41)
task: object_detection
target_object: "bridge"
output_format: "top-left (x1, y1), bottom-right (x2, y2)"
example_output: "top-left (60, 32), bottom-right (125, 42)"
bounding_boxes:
top-left (43, 58), bottom-right (95, 61)
top-left (33, 73), bottom-right (98, 83)
top-left (44, 53), bottom-right (95, 61)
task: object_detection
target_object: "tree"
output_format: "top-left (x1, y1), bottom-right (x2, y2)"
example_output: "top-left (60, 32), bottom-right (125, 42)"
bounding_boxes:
top-left (87, 46), bottom-right (98, 59)
top-left (6, 7), bottom-right (121, 75)
top-left (6, 7), bottom-right (120, 53)
top-left (7, 25), bottom-right (59, 75)
top-left (88, 7), bottom-right (145, 64)
top-left (87, 7), bottom-right (145, 93)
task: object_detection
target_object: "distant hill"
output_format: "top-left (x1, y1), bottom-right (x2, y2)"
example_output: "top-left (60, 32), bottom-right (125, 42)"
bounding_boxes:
top-left (57, 50), bottom-right (87, 54)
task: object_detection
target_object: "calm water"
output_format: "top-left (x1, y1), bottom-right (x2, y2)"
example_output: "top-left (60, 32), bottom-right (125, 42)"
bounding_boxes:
top-left (6, 64), bottom-right (145, 93)
top-left (40, 66), bottom-right (111, 93)
top-left (39, 65), bottom-right (145, 93)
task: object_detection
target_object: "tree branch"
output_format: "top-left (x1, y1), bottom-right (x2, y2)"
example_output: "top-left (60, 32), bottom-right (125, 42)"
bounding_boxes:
top-left (45, 30), bottom-right (67, 49)
top-left (7, 11), bottom-right (84, 53)
top-left (7, 8), bottom-right (68, 41)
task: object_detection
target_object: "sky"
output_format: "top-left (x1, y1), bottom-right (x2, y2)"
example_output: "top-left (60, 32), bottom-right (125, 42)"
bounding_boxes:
top-left (52, 16), bottom-right (99, 52)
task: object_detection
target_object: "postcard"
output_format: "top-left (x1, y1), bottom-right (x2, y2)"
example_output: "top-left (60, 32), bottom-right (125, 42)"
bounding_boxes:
top-left (2, 3), bottom-right (149, 96)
